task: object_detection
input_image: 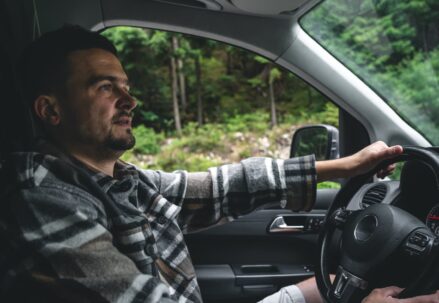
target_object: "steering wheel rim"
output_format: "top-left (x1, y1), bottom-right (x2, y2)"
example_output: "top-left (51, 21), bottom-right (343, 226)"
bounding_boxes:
top-left (316, 146), bottom-right (439, 303)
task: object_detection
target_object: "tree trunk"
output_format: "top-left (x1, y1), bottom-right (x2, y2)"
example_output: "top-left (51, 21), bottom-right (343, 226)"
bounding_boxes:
top-left (170, 53), bottom-right (182, 136)
top-left (195, 55), bottom-right (203, 126)
top-left (172, 36), bottom-right (187, 112)
top-left (178, 59), bottom-right (187, 111)
top-left (226, 48), bottom-right (232, 75)
top-left (423, 23), bottom-right (429, 53)
top-left (268, 66), bottom-right (277, 128)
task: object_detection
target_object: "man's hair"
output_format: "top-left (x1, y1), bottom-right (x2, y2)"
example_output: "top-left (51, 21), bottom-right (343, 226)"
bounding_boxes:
top-left (20, 25), bottom-right (118, 105)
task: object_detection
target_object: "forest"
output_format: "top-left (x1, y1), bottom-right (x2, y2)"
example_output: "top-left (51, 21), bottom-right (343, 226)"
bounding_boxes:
top-left (102, 0), bottom-right (439, 175)
top-left (302, 0), bottom-right (439, 143)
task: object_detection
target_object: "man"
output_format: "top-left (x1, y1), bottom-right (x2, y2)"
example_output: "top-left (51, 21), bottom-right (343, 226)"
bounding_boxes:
top-left (0, 25), bottom-right (431, 303)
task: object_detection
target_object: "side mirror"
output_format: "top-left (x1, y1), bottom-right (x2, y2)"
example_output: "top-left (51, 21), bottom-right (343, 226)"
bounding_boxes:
top-left (290, 125), bottom-right (339, 160)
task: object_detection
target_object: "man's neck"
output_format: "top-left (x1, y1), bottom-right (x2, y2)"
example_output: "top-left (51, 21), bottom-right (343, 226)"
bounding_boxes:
top-left (52, 139), bottom-right (122, 177)
top-left (69, 152), bottom-right (117, 177)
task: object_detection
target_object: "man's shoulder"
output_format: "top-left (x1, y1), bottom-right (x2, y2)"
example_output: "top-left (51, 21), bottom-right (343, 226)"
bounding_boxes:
top-left (0, 151), bottom-right (85, 193)
top-left (1, 152), bottom-right (52, 186)
top-left (1, 152), bottom-right (108, 214)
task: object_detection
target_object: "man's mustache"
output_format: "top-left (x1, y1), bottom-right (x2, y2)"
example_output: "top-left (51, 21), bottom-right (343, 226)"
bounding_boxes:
top-left (112, 111), bottom-right (133, 122)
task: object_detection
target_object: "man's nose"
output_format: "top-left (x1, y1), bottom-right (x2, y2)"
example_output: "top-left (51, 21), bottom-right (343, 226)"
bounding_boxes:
top-left (116, 87), bottom-right (137, 111)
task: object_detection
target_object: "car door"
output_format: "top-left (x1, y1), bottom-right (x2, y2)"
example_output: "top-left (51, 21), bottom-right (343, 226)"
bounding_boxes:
top-left (185, 189), bottom-right (338, 303)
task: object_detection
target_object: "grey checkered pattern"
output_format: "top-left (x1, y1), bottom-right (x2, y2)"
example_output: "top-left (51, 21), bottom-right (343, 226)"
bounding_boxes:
top-left (0, 149), bottom-right (316, 302)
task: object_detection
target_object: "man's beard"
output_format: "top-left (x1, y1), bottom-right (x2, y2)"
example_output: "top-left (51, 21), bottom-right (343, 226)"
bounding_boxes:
top-left (106, 111), bottom-right (136, 151)
top-left (105, 128), bottom-right (136, 151)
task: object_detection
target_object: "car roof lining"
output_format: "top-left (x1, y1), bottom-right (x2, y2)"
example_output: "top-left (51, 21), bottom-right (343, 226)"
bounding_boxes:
top-left (34, 0), bottom-right (298, 61)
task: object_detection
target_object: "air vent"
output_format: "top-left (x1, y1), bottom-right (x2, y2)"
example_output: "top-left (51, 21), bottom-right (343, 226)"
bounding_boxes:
top-left (361, 183), bottom-right (387, 209)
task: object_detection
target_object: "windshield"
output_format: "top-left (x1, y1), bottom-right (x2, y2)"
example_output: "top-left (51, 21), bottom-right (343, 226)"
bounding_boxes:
top-left (301, 0), bottom-right (439, 145)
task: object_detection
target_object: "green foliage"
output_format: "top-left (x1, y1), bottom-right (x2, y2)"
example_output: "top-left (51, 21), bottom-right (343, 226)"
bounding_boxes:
top-left (175, 122), bottom-right (225, 153)
top-left (301, 0), bottom-right (438, 144)
top-left (148, 31), bottom-right (170, 52)
top-left (388, 162), bottom-right (404, 181)
top-left (223, 112), bottom-right (270, 133)
top-left (132, 125), bottom-right (164, 155)
top-left (384, 48), bottom-right (439, 144)
top-left (270, 67), bottom-right (282, 83)
top-left (155, 152), bottom-right (221, 172)
top-left (120, 149), bottom-right (136, 163)
top-left (102, 26), bottom-right (149, 53)
top-left (140, 111), bottom-right (160, 123)
top-left (315, 103), bottom-right (339, 127)
top-left (318, 182), bottom-right (341, 189)
top-left (254, 55), bottom-right (269, 64)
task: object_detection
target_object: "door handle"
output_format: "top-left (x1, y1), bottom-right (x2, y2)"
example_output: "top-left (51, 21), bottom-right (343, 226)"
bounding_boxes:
top-left (268, 216), bottom-right (304, 233)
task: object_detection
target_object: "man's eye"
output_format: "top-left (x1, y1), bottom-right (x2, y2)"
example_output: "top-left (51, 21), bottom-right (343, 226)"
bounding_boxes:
top-left (99, 84), bottom-right (113, 92)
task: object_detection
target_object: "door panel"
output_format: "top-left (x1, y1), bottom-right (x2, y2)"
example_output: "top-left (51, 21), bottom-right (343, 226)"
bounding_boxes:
top-left (184, 188), bottom-right (338, 302)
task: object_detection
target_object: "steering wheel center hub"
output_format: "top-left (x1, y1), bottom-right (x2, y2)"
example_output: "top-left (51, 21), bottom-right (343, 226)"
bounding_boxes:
top-left (354, 215), bottom-right (378, 242)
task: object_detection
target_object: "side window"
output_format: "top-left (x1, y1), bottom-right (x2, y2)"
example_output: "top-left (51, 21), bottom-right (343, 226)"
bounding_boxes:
top-left (102, 27), bottom-right (338, 176)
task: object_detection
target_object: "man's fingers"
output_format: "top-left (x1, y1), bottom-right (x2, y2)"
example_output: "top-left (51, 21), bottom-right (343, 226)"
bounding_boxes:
top-left (378, 286), bottom-right (404, 297)
top-left (386, 145), bottom-right (404, 158)
top-left (375, 143), bottom-right (403, 159)
top-left (377, 164), bottom-right (396, 178)
top-left (362, 286), bottom-right (404, 303)
top-left (373, 145), bottom-right (402, 178)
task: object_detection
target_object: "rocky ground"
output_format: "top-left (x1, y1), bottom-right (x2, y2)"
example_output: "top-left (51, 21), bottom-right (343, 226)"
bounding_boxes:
top-left (129, 125), bottom-right (299, 169)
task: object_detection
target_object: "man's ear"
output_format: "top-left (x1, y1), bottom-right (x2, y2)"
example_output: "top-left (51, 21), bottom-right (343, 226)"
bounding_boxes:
top-left (33, 95), bottom-right (62, 126)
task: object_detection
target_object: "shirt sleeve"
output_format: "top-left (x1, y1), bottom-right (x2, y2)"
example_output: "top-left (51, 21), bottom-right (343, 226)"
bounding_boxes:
top-left (1, 186), bottom-right (173, 303)
top-left (156, 155), bottom-right (316, 232)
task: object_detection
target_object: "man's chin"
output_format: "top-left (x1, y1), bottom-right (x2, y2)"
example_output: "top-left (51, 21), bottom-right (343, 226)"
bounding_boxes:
top-left (106, 135), bottom-right (136, 151)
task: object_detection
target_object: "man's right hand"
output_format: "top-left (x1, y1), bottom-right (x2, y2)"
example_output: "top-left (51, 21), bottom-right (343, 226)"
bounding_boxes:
top-left (362, 287), bottom-right (439, 303)
top-left (315, 141), bottom-right (403, 182)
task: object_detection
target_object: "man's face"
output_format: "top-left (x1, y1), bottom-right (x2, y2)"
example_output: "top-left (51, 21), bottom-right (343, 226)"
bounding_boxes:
top-left (58, 48), bottom-right (136, 152)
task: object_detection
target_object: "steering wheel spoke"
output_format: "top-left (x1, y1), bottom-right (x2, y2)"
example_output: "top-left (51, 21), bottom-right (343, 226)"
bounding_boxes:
top-left (329, 208), bottom-right (356, 230)
top-left (330, 266), bottom-right (368, 303)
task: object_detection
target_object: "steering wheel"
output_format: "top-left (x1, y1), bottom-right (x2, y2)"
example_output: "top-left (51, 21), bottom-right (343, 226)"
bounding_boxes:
top-left (316, 146), bottom-right (439, 303)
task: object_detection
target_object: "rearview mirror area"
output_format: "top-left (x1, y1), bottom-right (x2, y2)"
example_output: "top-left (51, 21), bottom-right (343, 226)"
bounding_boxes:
top-left (290, 125), bottom-right (339, 160)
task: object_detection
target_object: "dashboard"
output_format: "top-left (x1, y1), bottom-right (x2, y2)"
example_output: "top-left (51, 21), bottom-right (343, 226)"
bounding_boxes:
top-left (347, 159), bottom-right (439, 236)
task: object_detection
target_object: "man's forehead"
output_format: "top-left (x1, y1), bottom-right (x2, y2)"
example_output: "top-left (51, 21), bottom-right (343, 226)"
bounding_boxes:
top-left (67, 48), bottom-right (128, 81)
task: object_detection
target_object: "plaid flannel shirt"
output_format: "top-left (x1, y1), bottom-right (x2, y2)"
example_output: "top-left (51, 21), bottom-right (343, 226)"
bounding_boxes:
top-left (0, 149), bottom-right (316, 303)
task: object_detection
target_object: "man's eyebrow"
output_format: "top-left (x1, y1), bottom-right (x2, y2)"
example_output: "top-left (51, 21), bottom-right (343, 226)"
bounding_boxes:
top-left (86, 75), bottom-right (130, 87)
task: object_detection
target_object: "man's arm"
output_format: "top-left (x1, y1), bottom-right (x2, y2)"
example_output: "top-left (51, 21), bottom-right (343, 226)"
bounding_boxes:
top-left (155, 141), bottom-right (402, 232)
top-left (155, 155), bottom-right (316, 232)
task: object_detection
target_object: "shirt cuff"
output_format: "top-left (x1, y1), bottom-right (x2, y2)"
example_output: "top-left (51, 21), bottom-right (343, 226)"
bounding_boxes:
top-left (283, 155), bottom-right (316, 211)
